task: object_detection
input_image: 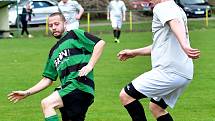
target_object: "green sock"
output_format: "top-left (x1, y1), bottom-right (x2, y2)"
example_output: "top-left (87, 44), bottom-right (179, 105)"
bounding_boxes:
top-left (45, 115), bottom-right (59, 121)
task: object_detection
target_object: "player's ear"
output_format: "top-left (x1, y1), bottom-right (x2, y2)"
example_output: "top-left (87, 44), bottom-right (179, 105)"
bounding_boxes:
top-left (64, 21), bottom-right (67, 28)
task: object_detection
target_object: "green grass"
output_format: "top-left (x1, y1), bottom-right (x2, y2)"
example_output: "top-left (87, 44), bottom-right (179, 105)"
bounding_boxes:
top-left (1, 28), bottom-right (215, 121)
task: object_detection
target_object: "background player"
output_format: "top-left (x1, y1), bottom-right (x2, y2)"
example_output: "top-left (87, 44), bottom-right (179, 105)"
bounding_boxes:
top-left (107, 0), bottom-right (126, 43)
top-left (117, 0), bottom-right (200, 121)
top-left (58, 0), bottom-right (84, 31)
top-left (8, 12), bottom-right (105, 121)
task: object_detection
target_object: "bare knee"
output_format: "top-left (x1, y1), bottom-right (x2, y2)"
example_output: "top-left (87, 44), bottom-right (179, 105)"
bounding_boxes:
top-left (41, 97), bottom-right (56, 111)
top-left (149, 102), bottom-right (167, 118)
top-left (41, 91), bottom-right (63, 110)
top-left (41, 98), bottom-right (49, 110)
top-left (119, 89), bottom-right (135, 105)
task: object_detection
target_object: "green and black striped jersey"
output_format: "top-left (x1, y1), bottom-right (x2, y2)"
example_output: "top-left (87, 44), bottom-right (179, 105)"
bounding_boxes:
top-left (42, 29), bottom-right (101, 96)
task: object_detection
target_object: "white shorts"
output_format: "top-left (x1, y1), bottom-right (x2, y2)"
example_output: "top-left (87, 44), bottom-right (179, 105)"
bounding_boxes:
top-left (66, 21), bottom-right (79, 31)
top-left (132, 68), bottom-right (191, 108)
top-left (111, 17), bottom-right (122, 29)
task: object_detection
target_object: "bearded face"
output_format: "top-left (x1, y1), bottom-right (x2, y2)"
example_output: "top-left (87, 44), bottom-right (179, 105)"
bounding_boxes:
top-left (48, 15), bottom-right (65, 39)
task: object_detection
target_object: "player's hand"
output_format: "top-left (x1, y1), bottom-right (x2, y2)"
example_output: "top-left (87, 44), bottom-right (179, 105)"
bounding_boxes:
top-left (8, 91), bottom-right (30, 103)
top-left (79, 64), bottom-right (93, 77)
top-left (123, 17), bottom-right (126, 21)
top-left (117, 49), bottom-right (135, 61)
top-left (183, 46), bottom-right (200, 59)
top-left (76, 15), bottom-right (81, 20)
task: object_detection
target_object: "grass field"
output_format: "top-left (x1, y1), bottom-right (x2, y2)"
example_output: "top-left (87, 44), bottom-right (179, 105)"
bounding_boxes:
top-left (0, 28), bottom-right (215, 121)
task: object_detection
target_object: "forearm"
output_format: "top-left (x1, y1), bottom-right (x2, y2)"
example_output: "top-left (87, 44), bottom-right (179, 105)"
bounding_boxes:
top-left (169, 19), bottom-right (200, 59)
top-left (26, 77), bottom-right (52, 95)
top-left (107, 10), bottom-right (110, 19)
top-left (169, 19), bottom-right (190, 49)
top-left (88, 40), bottom-right (105, 68)
top-left (123, 11), bottom-right (126, 20)
top-left (131, 45), bottom-right (152, 56)
top-left (78, 7), bottom-right (84, 18)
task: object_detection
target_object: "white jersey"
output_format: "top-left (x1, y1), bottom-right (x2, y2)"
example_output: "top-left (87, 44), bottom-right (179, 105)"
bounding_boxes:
top-left (132, 0), bottom-right (193, 109)
top-left (151, 0), bottom-right (193, 79)
top-left (107, 0), bottom-right (126, 18)
top-left (58, 0), bottom-right (83, 30)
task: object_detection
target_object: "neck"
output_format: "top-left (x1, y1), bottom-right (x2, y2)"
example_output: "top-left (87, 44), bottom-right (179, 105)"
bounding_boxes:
top-left (63, 0), bottom-right (68, 4)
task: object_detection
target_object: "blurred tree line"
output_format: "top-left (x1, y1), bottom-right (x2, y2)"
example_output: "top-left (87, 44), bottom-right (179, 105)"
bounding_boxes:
top-left (208, 0), bottom-right (215, 6)
top-left (76, 0), bottom-right (130, 11)
top-left (74, 0), bottom-right (131, 20)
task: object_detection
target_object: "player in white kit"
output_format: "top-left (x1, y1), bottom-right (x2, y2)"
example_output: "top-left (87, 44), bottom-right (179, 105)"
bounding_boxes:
top-left (107, 0), bottom-right (126, 43)
top-left (117, 0), bottom-right (200, 121)
top-left (58, 0), bottom-right (84, 31)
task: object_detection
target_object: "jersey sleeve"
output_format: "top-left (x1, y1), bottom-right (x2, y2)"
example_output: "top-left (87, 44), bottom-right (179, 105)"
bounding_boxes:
top-left (154, 5), bottom-right (178, 26)
top-left (57, 2), bottom-right (63, 12)
top-left (73, 1), bottom-right (83, 11)
top-left (73, 29), bottom-right (102, 52)
top-left (42, 57), bottom-right (58, 81)
top-left (122, 2), bottom-right (127, 12)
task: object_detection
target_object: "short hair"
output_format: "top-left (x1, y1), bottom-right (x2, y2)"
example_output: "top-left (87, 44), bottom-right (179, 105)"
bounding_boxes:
top-left (49, 12), bottom-right (66, 22)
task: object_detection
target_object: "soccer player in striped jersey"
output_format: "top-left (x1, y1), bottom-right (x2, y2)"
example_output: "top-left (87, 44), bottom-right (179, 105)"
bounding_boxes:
top-left (58, 0), bottom-right (84, 31)
top-left (107, 0), bottom-right (126, 43)
top-left (8, 12), bottom-right (105, 121)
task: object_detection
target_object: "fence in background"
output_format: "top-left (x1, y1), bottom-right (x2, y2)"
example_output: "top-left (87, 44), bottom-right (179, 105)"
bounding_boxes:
top-left (46, 9), bottom-right (214, 34)
top-left (10, 9), bottom-right (215, 37)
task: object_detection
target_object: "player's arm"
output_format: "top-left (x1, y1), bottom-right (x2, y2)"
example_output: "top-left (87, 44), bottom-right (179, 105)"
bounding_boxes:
top-left (122, 10), bottom-right (126, 21)
top-left (117, 45), bottom-right (152, 61)
top-left (107, 4), bottom-right (110, 20)
top-left (57, 3), bottom-right (62, 13)
top-left (8, 77), bottom-right (53, 103)
top-left (122, 3), bottom-right (126, 21)
top-left (79, 40), bottom-right (105, 76)
top-left (76, 6), bottom-right (84, 20)
top-left (168, 19), bottom-right (200, 59)
top-left (107, 10), bottom-right (110, 20)
top-left (76, 2), bottom-right (84, 20)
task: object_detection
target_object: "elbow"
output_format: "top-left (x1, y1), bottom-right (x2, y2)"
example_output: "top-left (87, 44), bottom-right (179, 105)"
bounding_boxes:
top-left (43, 77), bottom-right (53, 86)
top-left (81, 8), bottom-right (84, 13)
top-left (100, 40), bottom-right (106, 47)
top-left (95, 40), bottom-right (105, 49)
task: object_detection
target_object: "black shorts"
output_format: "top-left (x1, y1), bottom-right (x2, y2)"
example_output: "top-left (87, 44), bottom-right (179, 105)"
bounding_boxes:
top-left (58, 89), bottom-right (94, 121)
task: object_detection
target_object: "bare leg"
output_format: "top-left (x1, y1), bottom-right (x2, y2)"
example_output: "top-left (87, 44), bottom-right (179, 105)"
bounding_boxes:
top-left (41, 91), bottom-right (64, 118)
